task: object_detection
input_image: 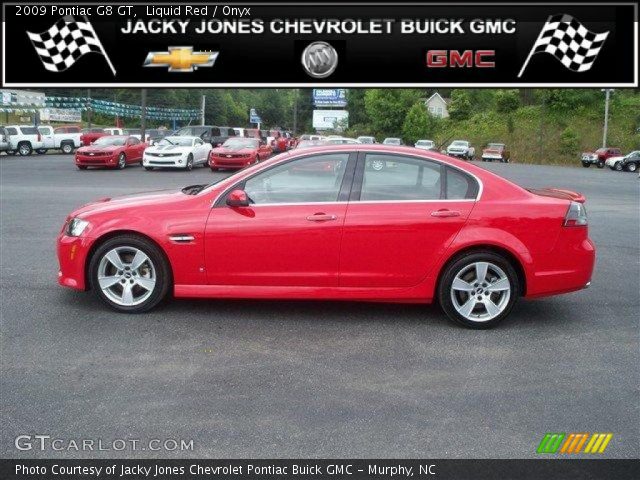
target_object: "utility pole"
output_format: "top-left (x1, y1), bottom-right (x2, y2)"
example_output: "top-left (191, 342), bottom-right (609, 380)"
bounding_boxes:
top-left (87, 88), bottom-right (92, 129)
top-left (140, 89), bottom-right (147, 141)
top-left (601, 88), bottom-right (614, 148)
top-left (201, 95), bottom-right (206, 126)
top-left (293, 89), bottom-right (299, 134)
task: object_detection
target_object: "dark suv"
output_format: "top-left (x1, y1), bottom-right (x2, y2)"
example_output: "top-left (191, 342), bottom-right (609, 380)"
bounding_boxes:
top-left (174, 126), bottom-right (236, 147)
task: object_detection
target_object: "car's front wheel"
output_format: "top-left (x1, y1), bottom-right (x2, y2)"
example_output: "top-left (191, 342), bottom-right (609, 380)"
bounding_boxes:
top-left (582, 162), bottom-right (590, 168)
top-left (186, 154), bottom-right (194, 171)
top-left (117, 153), bottom-right (126, 169)
top-left (89, 235), bottom-right (171, 313)
top-left (614, 162), bottom-right (623, 171)
top-left (438, 251), bottom-right (519, 329)
top-left (61, 143), bottom-right (74, 154)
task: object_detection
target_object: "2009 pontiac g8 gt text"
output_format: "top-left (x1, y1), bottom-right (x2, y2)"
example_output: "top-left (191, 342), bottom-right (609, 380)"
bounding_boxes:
top-left (57, 145), bottom-right (595, 328)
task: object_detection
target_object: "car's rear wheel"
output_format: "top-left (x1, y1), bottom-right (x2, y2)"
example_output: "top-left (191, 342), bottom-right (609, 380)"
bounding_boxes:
top-left (61, 143), bottom-right (74, 154)
top-left (18, 142), bottom-right (32, 156)
top-left (597, 160), bottom-right (605, 168)
top-left (117, 153), bottom-right (126, 169)
top-left (89, 235), bottom-right (170, 313)
top-left (438, 251), bottom-right (519, 329)
top-left (582, 162), bottom-right (590, 168)
top-left (626, 163), bottom-right (637, 172)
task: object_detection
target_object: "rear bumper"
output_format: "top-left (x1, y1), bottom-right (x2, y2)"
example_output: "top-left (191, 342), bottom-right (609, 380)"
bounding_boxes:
top-left (526, 233), bottom-right (596, 298)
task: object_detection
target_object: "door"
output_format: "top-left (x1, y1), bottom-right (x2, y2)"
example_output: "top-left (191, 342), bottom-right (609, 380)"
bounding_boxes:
top-left (193, 138), bottom-right (208, 164)
top-left (339, 153), bottom-right (478, 288)
top-left (38, 126), bottom-right (55, 149)
top-left (204, 152), bottom-right (355, 287)
top-left (125, 137), bottom-right (144, 162)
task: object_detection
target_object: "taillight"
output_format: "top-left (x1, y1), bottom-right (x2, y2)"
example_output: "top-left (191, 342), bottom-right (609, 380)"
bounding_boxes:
top-left (564, 201), bottom-right (588, 227)
top-left (37, 132), bottom-right (41, 141)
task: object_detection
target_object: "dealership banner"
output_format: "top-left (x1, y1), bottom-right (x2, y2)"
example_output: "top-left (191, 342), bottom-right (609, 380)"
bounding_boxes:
top-left (1, 2), bottom-right (637, 87)
top-left (2, 459), bottom-right (639, 479)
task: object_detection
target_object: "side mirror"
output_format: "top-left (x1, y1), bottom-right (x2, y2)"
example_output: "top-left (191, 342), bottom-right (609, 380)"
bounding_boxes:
top-left (226, 189), bottom-right (250, 207)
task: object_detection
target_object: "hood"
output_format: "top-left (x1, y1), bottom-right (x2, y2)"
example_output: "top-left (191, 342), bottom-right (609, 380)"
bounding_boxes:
top-left (211, 146), bottom-right (256, 155)
top-left (79, 145), bottom-right (119, 153)
top-left (527, 187), bottom-right (586, 203)
top-left (606, 155), bottom-right (625, 162)
top-left (146, 144), bottom-right (190, 153)
top-left (71, 189), bottom-right (187, 218)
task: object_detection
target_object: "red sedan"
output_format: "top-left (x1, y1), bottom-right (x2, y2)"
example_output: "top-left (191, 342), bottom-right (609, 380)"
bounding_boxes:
top-left (75, 136), bottom-right (146, 170)
top-left (57, 145), bottom-right (595, 328)
top-left (209, 137), bottom-right (272, 171)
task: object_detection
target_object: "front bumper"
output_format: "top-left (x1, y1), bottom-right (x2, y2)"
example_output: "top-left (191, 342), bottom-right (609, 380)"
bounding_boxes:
top-left (143, 155), bottom-right (186, 168)
top-left (209, 155), bottom-right (253, 169)
top-left (57, 234), bottom-right (93, 290)
top-left (75, 154), bottom-right (117, 166)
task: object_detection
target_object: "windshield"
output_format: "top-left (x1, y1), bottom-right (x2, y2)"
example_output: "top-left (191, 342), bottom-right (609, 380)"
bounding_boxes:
top-left (416, 140), bottom-right (433, 146)
top-left (451, 141), bottom-right (468, 147)
top-left (383, 138), bottom-right (401, 144)
top-left (93, 136), bottom-right (126, 146)
top-left (487, 143), bottom-right (504, 149)
top-left (158, 137), bottom-right (193, 147)
top-left (223, 138), bottom-right (259, 149)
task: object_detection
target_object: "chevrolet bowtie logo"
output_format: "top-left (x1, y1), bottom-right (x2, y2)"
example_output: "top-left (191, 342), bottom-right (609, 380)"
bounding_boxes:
top-left (143, 46), bottom-right (219, 72)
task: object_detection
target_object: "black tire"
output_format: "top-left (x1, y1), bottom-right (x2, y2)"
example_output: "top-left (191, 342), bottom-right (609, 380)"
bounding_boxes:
top-left (17, 142), bottom-right (32, 156)
top-left (36, 149), bottom-right (47, 154)
top-left (626, 163), bottom-right (637, 172)
top-left (77, 165), bottom-right (88, 170)
top-left (614, 162), bottom-right (623, 171)
top-left (597, 160), bottom-right (605, 169)
top-left (61, 143), bottom-right (74, 154)
top-left (582, 162), bottom-right (590, 168)
top-left (88, 234), bottom-right (171, 313)
top-left (210, 167), bottom-right (218, 172)
top-left (438, 251), bottom-right (520, 329)
top-left (117, 153), bottom-right (126, 169)
top-left (144, 166), bottom-right (153, 171)
top-left (186, 154), bottom-right (194, 171)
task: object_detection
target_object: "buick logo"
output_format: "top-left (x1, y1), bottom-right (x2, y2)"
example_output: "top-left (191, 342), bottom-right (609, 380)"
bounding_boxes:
top-left (301, 41), bottom-right (338, 78)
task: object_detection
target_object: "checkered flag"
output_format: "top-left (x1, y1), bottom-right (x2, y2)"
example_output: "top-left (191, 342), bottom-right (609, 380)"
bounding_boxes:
top-left (518, 14), bottom-right (609, 77)
top-left (27, 16), bottom-right (115, 75)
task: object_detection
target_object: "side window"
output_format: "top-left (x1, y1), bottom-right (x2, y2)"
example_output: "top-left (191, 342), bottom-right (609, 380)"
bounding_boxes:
top-left (242, 154), bottom-right (350, 205)
top-left (128, 137), bottom-right (140, 145)
top-left (446, 167), bottom-right (479, 200)
top-left (195, 138), bottom-right (203, 146)
top-left (54, 127), bottom-right (65, 134)
top-left (6, 128), bottom-right (17, 135)
top-left (227, 128), bottom-right (236, 136)
top-left (361, 154), bottom-right (442, 201)
top-left (38, 127), bottom-right (52, 135)
top-left (210, 128), bottom-right (221, 137)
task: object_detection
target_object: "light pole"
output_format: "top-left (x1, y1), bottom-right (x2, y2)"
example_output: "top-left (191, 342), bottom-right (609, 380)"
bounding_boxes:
top-left (601, 88), bottom-right (614, 148)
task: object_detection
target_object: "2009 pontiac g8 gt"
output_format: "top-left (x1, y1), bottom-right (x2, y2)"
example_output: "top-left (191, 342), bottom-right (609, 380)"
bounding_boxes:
top-left (57, 145), bottom-right (595, 328)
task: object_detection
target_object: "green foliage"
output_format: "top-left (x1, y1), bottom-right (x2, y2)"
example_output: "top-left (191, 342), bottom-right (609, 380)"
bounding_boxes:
top-left (402, 102), bottom-right (438, 145)
top-left (448, 90), bottom-right (472, 121)
top-left (559, 127), bottom-right (580, 155)
top-left (364, 89), bottom-right (423, 136)
top-left (495, 90), bottom-right (520, 113)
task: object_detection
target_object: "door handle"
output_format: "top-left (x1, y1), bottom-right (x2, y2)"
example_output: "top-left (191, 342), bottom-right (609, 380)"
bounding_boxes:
top-left (306, 214), bottom-right (338, 222)
top-left (431, 209), bottom-right (461, 218)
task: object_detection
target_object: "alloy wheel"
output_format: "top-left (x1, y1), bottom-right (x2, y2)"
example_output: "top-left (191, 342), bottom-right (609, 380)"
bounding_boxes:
top-left (118, 154), bottom-right (126, 169)
top-left (450, 261), bottom-right (511, 322)
top-left (97, 246), bottom-right (156, 307)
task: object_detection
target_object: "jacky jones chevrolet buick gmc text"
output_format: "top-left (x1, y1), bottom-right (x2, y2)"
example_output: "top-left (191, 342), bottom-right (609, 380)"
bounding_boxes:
top-left (57, 145), bottom-right (595, 328)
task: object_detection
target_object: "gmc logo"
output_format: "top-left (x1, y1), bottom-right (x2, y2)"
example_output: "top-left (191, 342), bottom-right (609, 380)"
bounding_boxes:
top-left (426, 50), bottom-right (496, 68)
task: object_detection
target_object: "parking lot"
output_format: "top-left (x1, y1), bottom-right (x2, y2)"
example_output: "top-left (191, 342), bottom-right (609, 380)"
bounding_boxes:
top-left (1, 154), bottom-right (638, 459)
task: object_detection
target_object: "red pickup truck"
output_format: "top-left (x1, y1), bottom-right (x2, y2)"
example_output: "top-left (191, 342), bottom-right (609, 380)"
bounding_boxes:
top-left (581, 147), bottom-right (622, 168)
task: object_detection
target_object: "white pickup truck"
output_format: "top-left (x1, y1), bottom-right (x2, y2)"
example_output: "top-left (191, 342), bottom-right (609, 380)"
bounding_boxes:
top-left (446, 140), bottom-right (476, 160)
top-left (37, 125), bottom-right (82, 154)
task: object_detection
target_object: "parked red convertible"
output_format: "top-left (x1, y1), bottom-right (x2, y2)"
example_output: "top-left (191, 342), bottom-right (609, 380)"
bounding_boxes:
top-left (209, 137), bottom-right (272, 170)
top-left (75, 136), bottom-right (147, 170)
top-left (58, 145), bottom-right (595, 328)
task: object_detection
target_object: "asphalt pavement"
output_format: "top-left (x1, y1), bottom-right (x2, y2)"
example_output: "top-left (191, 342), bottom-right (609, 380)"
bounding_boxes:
top-left (1, 154), bottom-right (638, 459)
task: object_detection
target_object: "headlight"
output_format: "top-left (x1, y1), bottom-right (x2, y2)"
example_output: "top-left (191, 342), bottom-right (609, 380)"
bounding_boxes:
top-left (65, 217), bottom-right (89, 236)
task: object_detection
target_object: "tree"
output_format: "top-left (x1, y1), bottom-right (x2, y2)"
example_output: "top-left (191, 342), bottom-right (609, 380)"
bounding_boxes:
top-left (447, 90), bottom-right (472, 121)
top-left (495, 90), bottom-right (520, 113)
top-left (402, 102), bottom-right (437, 145)
top-left (364, 89), bottom-right (423, 136)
